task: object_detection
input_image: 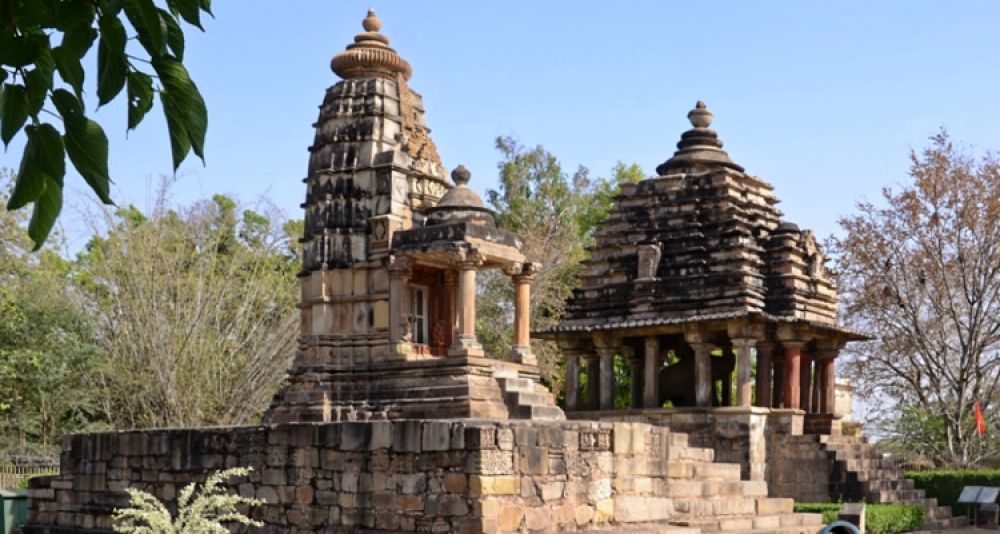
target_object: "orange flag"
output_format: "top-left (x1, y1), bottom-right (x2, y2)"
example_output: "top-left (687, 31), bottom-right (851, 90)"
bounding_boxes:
top-left (974, 399), bottom-right (986, 436)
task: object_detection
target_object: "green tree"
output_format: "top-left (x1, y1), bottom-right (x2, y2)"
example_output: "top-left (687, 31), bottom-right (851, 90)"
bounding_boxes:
top-left (75, 185), bottom-right (301, 428)
top-left (479, 136), bottom-right (643, 397)
top-left (832, 131), bottom-right (1000, 467)
top-left (1, 0), bottom-right (211, 248)
top-left (0, 171), bottom-right (107, 454)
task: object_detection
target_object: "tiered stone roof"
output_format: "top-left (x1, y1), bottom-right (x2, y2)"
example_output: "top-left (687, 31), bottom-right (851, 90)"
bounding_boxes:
top-left (550, 102), bottom-right (841, 333)
top-left (300, 9), bottom-right (446, 273)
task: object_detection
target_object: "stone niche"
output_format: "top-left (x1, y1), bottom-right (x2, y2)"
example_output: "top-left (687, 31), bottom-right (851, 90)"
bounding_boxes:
top-left (24, 421), bottom-right (680, 534)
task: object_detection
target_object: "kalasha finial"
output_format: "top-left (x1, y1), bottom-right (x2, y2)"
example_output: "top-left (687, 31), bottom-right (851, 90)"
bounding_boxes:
top-left (688, 100), bottom-right (714, 128)
top-left (362, 9), bottom-right (381, 32)
top-left (452, 165), bottom-right (471, 186)
top-left (330, 9), bottom-right (412, 80)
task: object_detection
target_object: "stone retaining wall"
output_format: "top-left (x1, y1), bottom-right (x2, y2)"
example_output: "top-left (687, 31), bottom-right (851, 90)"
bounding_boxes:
top-left (569, 407), bottom-right (776, 482)
top-left (24, 420), bottom-right (678, 533)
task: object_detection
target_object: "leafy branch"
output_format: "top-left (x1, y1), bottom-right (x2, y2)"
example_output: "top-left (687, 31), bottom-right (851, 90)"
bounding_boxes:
top-left (0, 0), bottom-right (212, 249)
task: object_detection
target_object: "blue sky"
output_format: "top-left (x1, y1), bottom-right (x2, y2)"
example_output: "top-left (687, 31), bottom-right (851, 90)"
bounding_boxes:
top-left (6, 1), bottom-right (1000, 249)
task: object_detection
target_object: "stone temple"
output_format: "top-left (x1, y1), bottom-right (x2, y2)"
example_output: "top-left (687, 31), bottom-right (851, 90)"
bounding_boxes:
top-left (22, 10), bottom-right (966, 534)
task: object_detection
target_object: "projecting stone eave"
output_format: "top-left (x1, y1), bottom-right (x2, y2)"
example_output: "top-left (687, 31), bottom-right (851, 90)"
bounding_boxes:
top-left (534, 310), bottom-right (870, 342)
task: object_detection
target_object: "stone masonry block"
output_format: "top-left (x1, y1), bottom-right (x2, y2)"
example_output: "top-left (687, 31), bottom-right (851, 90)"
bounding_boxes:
top-left (392, 421), bottom-right (422, 453)
top-left (421, 422), bottom-right (451, 451)
top-left (469, 475), bottom-right (518, 496)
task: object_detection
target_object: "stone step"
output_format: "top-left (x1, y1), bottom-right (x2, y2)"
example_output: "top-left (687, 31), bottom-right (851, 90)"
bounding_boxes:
top-left (679, 512), bottom-right (824, 533)
top-left (663, 480), bottom-right (769, 498)
top-left (670, 432), bottom-right (692, 447)
top-left (666, 462), bottom-right (743, 481)
top-left (865, 488), bottom-right (925, 502)
top-left (496, 376), bottom-right (534, 392)
top-left (508, 404), bottom-right (565, 420)
top-left (857, 478), bottom-right (912, 491)
top-left (503, 389), bottom-right (555, 407)
top-left (583, 524), bottom-right (700, 533)
top-left (668, 445), bottom-right (715, 462)
top-left (842, 458), bottom-right (893, 471)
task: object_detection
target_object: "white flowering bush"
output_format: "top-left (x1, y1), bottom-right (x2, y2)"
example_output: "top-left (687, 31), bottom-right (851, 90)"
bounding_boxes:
top-left (112, 466), bottom-right (264, 533)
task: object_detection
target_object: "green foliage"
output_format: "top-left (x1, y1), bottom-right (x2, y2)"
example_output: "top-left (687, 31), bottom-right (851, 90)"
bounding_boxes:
top-left (906, 469), bottom-right (1000, 516)
top-left (113, 466), bottom-right (263, 533)
top-left (793, 503), bottom-right (924, 534)
top-left (76, 185), bottom-right (301, 428)
top-left (479, 136), bottom-right (643, 395)
top-left (0, 171), bottom-right (108, 454)
top-left (1, 0), bottom-right (212, 249)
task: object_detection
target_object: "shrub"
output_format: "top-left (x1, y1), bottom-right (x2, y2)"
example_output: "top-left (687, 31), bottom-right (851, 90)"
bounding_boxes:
top-left (112, 467), bottom-right (263, 533)
top-left (906, 469), bottom-right (1000, 516)
top-left (793, 503), bottom-right (924, 534)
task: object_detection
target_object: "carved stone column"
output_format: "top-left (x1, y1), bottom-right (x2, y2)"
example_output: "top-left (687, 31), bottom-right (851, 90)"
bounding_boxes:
top-left (596, 346), bottom-right (616, 410)
top-left (720, 345), bottom-right (734, 406)
top-left (564, 350), bottom-right (580, 411)
top-left (684, 328), bottom-right (714, 408)
top-left (816, 348), bottom-right (838, 414)
top-left (388, 256), bottom-right (412, 356)
top-left (628, 349), bottom-right (643, 408)
top-left (507, 262), bottom-right (539, 365)
top-left (449, 252), bottom-right (484, 357)
top-left (443, 270), bottom-right (457, 342)
top-left (586, 354), bottom-right (600, 410)
top-left (643, 336), bottom-right (661, 408)
top-left (781, 341), bottom-right (804, 410)
top-left (731, 337), bottom-right (756, 408)
top-left (800, 351), bottom-right (813, 413)
top-left (755, 341), bottom-right (774, 408)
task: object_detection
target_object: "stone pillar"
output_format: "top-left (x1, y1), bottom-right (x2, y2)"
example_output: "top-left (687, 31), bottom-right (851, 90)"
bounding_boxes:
top-left (643, 336), bottom-right (661, 408)
top-left (597, 347), bottom-right (616, 410)
top-left (817, 351), bottom-right (837, 414)
top-left (781, 341), bottom-right (804, 410)
top-left (388, 256), bottom-right (411, 356)
top-left (586, 355), bottom-right (600, 410)
top-left (565, 350), bottom-right (580, 411)
top-left (449, 256), bottom-right (484, 357)
top-left (755, 342), bottom-right (774, 408)
top-left (509, 263), bottom-right (538, 365)
top-left (443, 270), bottom-right (457, 341)
top-left (800, 351), bottom-right (813, 413)
top-left (629, 350), bottom-right (643, 408)
top-left (732, 338), bottom-right (756, 407)
top-left (690, 343), bottom-right (714, 408)
top-left (772, 355), bottom-right (784, 408)
top-left (721, 345), bottom-right (734, 406)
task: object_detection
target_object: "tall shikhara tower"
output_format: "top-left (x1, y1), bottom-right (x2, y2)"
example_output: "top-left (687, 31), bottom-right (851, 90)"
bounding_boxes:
top-left (266, 11), bottom-right (562, 423)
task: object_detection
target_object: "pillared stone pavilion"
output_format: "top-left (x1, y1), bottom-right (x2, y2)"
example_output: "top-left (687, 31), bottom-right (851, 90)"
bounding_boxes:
top-left (539, 101), bottom-right (866, 434)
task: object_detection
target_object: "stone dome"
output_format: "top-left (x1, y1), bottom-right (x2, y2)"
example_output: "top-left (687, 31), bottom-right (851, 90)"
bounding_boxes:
top-left (425, 165), bottom-right (496, 226)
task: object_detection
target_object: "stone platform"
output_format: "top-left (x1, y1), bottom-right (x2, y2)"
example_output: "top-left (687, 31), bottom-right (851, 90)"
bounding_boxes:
top-left (22, 420), bottom-right (825, 533)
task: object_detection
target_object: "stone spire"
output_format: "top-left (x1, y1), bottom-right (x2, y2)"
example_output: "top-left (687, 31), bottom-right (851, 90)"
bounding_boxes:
top-left (331, 9), bottom-right (413, 80)
top-left (655, 100), bottom-right (743, 175)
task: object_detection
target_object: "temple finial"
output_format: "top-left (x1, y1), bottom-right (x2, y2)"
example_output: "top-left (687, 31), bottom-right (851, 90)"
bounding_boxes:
top-left (330, 9), bottom-right (412, 80)
top-left (452, 165), bottom-right (471, 186)
top-left (688, 100), bottom-right (713, 128)
top-left (362, 9), bottom-right (381, 32)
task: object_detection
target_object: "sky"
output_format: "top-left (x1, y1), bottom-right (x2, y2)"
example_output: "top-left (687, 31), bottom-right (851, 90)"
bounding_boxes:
top-left (5, 0), bottom-right (1000, 251)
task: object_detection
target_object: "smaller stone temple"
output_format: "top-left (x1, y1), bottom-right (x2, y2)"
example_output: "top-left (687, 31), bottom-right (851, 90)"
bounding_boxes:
top-left (263, 10), bottom-right (561, 423)
top-left (540, 101), bottom-right (865, 434)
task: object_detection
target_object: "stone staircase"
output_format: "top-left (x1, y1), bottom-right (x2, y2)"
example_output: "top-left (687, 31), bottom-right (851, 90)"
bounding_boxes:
top-left (664, 431), bottom-right (826, 534)
top-left (820, 434), bottom-right (968, 530)
top-left (494, 370), bottom-right (566, 420)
